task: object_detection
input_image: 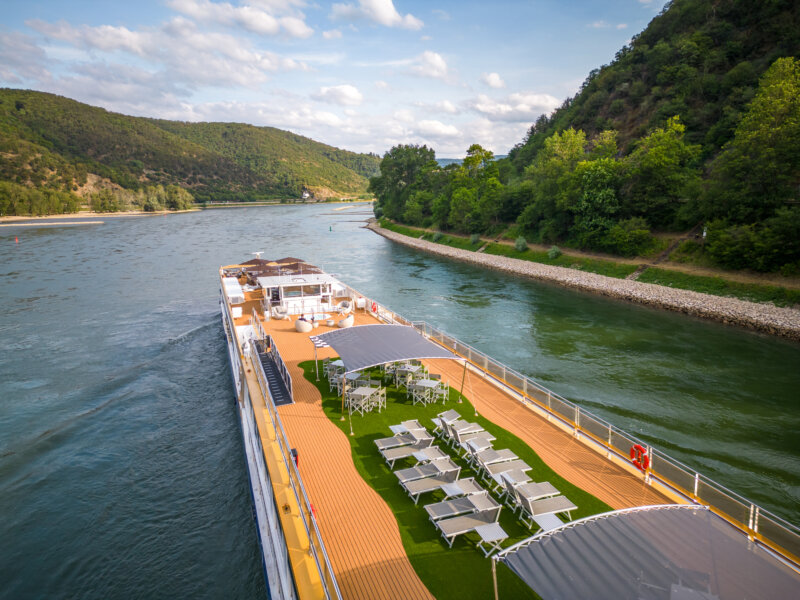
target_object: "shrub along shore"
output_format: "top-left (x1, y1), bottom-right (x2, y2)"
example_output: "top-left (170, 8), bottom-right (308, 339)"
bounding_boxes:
top-left (368, 221), bottom-right (800, 342)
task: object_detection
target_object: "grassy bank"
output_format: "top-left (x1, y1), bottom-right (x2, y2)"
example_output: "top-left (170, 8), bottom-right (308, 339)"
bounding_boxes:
top-left (301, 360), bottom-right (609, 600)
top-left (379, 219), bottom-right (636, 279)
top-left (637, 268), bottom-right (800, 307)
top-left (378, 220), bottom-right (800, 307)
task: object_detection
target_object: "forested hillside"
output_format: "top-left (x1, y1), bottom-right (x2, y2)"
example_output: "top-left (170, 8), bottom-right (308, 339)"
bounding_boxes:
top-left (371, 0), bottom-right (800, 274)
top-left (0, 89), bottom-right (379, 214)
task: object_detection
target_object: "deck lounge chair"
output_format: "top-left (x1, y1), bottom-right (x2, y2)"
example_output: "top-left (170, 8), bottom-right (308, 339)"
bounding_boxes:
top-left (518, 494), bottom-right (577, 529)
top-left (395, 457), bottom-right (460, 484)
top-left (379, 438), bottom-right (434, 468)
top-left (483, 459), bottom-right (532, 491)
top-left (411, 446), bottom-right (448, 464)
top-left (434, 507), bottom-right (502, 548)
top-left (475, 448), bottom-right (518, 475)
top-left (503, 478), bottom-right (558, 510)
top-left (443, 420), bottom-right (485, 448)
top-left (432, 409), bottom-right (462, 436)
top-left (401, 470), bottom-right (459, 504)
top-left (460, 434), bottom-right (494, 462)
top-left (424, 492), bottom-right (498, 522)
top-left (439, 477), bottom-right (486, 499)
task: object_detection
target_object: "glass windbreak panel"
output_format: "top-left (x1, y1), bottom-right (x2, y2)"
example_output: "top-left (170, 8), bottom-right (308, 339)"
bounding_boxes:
top-left (758, 513), bottom-right (800, 559)
top-left (526, 384), bottom-right (549, 405)
top-left (487, 359), bottom-right (505, 379)
top-left (650, 454), bottom-right (696, 494)
top-left (609, 430), bottom-right (638, 456)
top-left (549, 396), bottom-right (575, 424)
top-left (302, 285), bottom-right (321, 296)
top-left (697, 479), bottom-right (750, 525)
top-left (283, 285), bottom-right (303, 298)
top-left (506, 371), bottom-right (524, 392)
top-left (581, 412), bottom-right (609, 443)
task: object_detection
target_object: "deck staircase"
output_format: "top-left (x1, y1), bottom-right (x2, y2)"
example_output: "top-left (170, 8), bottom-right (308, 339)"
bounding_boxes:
top-left (258, 351), bottom-right (293, 406)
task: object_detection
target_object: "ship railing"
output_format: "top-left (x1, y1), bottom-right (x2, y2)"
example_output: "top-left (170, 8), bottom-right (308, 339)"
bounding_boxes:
top-left (404, 318), bottom-right (800, 565)
top-left (330, 280), bottom-right (800, 566)
top-left (251, 307), bottom-right (268, 341)
top-left (247, 343), bottom-right (342, 600)
top-left (251, 311), bottom-right (293, 400)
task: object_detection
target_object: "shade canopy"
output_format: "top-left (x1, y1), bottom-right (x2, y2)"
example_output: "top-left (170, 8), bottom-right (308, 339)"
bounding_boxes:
top-left (315, 324), bottom-right (459, 373)
top-left (496, 504), bottom-right (800, 600)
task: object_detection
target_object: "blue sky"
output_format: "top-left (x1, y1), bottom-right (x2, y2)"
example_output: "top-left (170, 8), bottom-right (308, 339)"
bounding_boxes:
top-left (1, 0), bottom-right (666, 156)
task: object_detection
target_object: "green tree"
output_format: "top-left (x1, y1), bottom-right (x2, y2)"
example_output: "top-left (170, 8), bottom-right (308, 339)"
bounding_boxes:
top-left (369, 145), bottom-right (437, 220)
top-left (448, 187), bottom-right (478, 232)
top-left (623, 116), bottom-right (700, 228)
top-left (700, 57), bottom-right (800, 224)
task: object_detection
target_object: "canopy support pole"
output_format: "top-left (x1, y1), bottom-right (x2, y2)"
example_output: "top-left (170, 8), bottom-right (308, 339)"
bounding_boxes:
top-left (458, 359), bottom-right (467, 403)
top-left (340, 376), bottom-right (346, 421)
top-left (314, 346), bottom-right (319, 381)
top-left (492, 558), bottom-right (499, 600)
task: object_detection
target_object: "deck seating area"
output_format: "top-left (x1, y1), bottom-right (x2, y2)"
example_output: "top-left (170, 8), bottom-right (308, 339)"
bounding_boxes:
top-left (376, 408), bottom-right (581, 556)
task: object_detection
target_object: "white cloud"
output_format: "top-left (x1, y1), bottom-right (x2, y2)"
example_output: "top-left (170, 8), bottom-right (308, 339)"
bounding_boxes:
top-left (25, 16), bottom-right (308, 96)
top-left (589, 19), bottom-right (627, 29)
top-left (481, 72), bottom-right (505, 89)
top-left (411, 51), bottom-right (447, 80)
top-left (469, 92), bottom-right (560, 122)
top-left (168, 0), bottom-right (314, 37)
top-left (331, 0), bottom-right (423, 30)
top-left (374, 79), bottom-right (389, 89)
top-left (312, 84), bottom-right (363, 106)
top-left (416, 119), bottom-right (459, 137)
top-left (0, 31), bottom-right (51, 83)
top-left (393, 109), bottom-right (414, 123)
top-left (437, 100), bottom-right (458, 114)
top-left (617, 23), bottom-right (628, 29)
top-left (432, 9), bottom-right (450, 21)
top-left (323, 29), bottom-right (342, 39)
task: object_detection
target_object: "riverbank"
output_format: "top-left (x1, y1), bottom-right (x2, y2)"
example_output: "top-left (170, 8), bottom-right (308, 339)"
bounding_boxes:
top-left (368, 221), bottom-right (800, 341)
top-left (0, 209), bottom-right (199, 223)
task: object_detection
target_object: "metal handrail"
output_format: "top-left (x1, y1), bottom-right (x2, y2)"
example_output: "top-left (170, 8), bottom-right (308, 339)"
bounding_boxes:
top-left (335, 283), bottom-right (800, 565)
top-left (247, 336), bottom-right (341, 599)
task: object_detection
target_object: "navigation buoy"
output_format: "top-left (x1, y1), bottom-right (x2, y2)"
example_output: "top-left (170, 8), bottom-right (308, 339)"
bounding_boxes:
top-left (15, 236), bottom-right (19, 244)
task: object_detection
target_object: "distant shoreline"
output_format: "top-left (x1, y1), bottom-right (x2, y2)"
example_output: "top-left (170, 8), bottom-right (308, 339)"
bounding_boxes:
top-left (367, 221), bottom-right (800, 341)
top-left (0, 209), bottom-right (199, 223)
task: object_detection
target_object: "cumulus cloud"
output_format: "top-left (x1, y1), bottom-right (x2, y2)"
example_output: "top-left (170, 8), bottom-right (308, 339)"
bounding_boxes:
top-left (411, 51), bottom-right (447, 79)
top-left (312, 84), bottom-right (363, 106)
top-left (589, 20), bottom-right (627, 29)
top-left (416, 119), bottom-right (459, 137)
top-left (26, 17), bottom-right (307, 90)
top-left (323, 29), bottom-right (342, 39)
top-left (374, 79), bottom-right (389, 89)
top-left (0, 31), bottom-right (51, 83)
top-left (481, 72), bottom-right (505, 89)
top-left (331, 0), bottom-right (423, 30)
top-left (167, 0), bottom-right (313, 37)
top-left (469, 92), bottom-right (560, 122)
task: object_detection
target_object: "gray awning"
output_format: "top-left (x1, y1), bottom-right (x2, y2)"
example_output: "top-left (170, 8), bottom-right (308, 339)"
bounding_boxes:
top-left (496, 504), bottom-right (800, 600)
top-left (315, 324), bottom-right (460, 373)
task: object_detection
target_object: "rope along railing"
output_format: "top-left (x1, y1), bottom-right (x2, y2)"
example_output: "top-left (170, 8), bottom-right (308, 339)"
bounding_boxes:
top-left (247, 342), bottom-right (341, 600)
top-left (334, 283), bottom-right (800, 566)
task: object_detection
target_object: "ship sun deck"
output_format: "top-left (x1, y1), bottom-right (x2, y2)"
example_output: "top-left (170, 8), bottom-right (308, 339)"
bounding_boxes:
top-left (241, 309), bottom-right (672, 598)
top-left (221, 259), bottom-right (800, 599)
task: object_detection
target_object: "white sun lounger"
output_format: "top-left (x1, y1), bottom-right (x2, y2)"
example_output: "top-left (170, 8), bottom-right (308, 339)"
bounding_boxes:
top-left (379, 438), bottom-right (434, 468)
top-left (519, 494), bottom-right (577, 529)
top-left (434, 509), bottom-right (501, 548)
top-left (401, 470), bottom-right (460, 504)
top-left (395, 457), bottom-right (460, 484)
top-left (432, 409), bottom-right (462, 436)
top-left (483, 460), bottom-right (532, 491)
top-left (424, 492), bottom-right (498, 522)
top-left (439, 477), bottom-right (486, 499)
top-left (374, 428), bottom-right (432, 451)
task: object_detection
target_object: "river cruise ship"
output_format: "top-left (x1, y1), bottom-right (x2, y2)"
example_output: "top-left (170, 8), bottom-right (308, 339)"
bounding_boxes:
top-left (219, 256), bottom-right (800, 600)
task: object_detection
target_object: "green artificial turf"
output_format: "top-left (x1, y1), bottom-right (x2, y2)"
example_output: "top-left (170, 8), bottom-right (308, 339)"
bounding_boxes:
top-left (299, 360), bottom-right (612, 600)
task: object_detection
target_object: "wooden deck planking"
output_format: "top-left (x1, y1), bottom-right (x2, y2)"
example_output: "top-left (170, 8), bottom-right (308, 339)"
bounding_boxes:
top-left (269, 313), bottom-right (434, 600)
top-left (425, 358), bottom-right (671, 510)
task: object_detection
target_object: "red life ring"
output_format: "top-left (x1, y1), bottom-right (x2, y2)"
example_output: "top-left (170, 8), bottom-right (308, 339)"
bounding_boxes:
top-left (371, 301), bottom-right (378, 313)
top-left (630, 444), bottom-right (649, 471)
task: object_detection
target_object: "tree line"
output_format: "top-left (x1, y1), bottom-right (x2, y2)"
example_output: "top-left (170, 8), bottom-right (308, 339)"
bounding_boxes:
top-left (371, 57), bottom-right (800, 273)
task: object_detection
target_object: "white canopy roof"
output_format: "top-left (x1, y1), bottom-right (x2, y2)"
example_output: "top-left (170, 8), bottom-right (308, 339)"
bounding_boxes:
top-left (315, 324), bottom-right (460, 373)
top-left (495, 504), bottom-right (800, 600)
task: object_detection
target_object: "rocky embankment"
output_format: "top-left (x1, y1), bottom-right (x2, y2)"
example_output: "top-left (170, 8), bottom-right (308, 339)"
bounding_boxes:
top-left (368, 222), bottom-right (800, 341)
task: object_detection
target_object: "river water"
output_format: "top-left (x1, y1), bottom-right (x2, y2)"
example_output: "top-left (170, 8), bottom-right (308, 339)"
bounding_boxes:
top-left (1, 204), bottom-right (798, 598)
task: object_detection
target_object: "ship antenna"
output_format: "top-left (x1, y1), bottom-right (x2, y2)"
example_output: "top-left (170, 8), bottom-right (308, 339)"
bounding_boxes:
top-left (252, 252), bottom-right (263, 260)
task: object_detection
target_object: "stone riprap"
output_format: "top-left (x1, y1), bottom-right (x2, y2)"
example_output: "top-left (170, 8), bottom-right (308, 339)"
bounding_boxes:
top-left (368, 222), bottom-right (800, 341)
